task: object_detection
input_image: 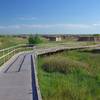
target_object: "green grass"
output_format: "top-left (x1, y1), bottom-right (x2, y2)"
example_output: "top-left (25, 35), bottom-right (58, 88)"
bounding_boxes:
top-left (38, 50), bottom-right (100, 100)
top-left (0, 35), bottom-right (99, 49)
top-left (42, 55), bottom-right (89, 74)
top-left (0, 36), bottom-right (28, 49)
top-left (36, 41), bottom-right (100, 49)
top-left (0, 36), bottom-right (29, 66)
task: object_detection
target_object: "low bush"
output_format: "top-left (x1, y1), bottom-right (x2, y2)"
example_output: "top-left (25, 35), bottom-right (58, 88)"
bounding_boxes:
top-left (42, 55), bottom-right (89, 74)
top-left (28, 34), bottom-right (48, 45)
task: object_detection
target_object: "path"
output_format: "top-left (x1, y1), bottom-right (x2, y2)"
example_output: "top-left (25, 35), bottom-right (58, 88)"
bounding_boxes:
top-left (0, 53), bottom-right (38, 100)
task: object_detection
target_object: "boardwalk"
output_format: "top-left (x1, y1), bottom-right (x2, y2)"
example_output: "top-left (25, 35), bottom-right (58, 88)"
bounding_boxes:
top-left (0, 44), bottom-right (100, 100)
top-left (0, 53), bottom-right (38, 100)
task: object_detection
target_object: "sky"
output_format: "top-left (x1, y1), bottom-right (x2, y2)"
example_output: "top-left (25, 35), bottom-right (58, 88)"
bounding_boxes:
top-left (0, 0), bottom-right (100, 34)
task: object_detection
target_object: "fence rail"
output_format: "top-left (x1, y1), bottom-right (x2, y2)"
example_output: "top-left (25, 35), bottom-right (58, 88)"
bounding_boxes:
top-left (0, 44), bottom-right (34, 66)
top-left (0, 43), bottom-right (100, 66)
top-left (35, 44), bottom-right (100, 55)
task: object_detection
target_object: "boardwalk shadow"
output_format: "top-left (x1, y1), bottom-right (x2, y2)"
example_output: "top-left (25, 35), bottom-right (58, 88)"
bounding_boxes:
top-left (78, 49), bottom-right (100, 54)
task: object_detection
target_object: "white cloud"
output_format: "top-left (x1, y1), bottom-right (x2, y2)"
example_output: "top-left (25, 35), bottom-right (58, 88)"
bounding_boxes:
top-left (92, 24), bottom-right (100, 26)
top-left (7, 25), bottom-right (21, 29)
top-left (0, 23), bottom-right (98, 30)
top-left (55, 24), bottom-right (90, 28)
top-left (19, 17), bottom-right (37, 20)
top-left (19, 24), bottom-right (91, 29)
top-left (0, 25), bottom-right (20, 29)
top-left (0, 26), bottom-right (5, 29)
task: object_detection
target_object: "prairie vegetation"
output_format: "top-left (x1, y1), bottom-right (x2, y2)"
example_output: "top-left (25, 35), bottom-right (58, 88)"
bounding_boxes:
top-left (38, 50), bottom-right (100, 100)
top-left (0, 36), bottom-right (28, 66)
top-left (0, 36), bottom-right (27, 49)
top-left (28, 34), bottom-right (48, 44)
top-left (42, 56), bottom-right (89, 74)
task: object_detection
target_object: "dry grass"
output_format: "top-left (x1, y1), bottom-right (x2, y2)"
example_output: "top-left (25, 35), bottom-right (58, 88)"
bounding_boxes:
top-left (38, 50), bottom-right (100, 100)
top-left (42, 55), bottom-right (89, 74)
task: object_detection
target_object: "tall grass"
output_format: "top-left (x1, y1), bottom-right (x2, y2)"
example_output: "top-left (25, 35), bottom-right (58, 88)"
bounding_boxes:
top-left (38, 50), bottom-right (100, 100)
top-left (0, 36), bottom-right (27, 49)
top-left (42, 55), bottom-right (89, 74)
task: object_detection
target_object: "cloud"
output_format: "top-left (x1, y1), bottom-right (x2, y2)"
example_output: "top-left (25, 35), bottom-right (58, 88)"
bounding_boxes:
top-left (1, 23), bottom-right (100, 34)
top-left (0, 23), bottom-right (98, 30)
top-left (0, 26), bottom-right (5, 29)
top-left (92, 24), bottom-right (100, 26)
top-left (0, 25), bottom-right (20, 29)
top-left (55, 24), bottom-right (90, 28)
top-left (19, 17), bottom-right (37, 20)
top-left (19, 24), bottom-right (91, 29)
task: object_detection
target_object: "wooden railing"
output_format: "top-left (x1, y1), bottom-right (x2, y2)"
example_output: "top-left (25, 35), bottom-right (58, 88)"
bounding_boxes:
top-left (35, 44), bottom-right (100, 55)
top-left (0, 44), bottom-right (34, 66)
top-left (0, 43), bottom-right (100, 66)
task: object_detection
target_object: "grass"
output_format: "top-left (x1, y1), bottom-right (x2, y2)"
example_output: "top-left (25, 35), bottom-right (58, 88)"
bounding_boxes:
top-left (36, 41), bottom-right (100, 49)
top-left (0, 36), bottom-right (28, 49)
top-left (37, 50), bottom-right (100, 100)
top-left (0, 36), bottom-right (30, 66)
top-left (42, 56), bottom-right (89, 74)
top-left (0, 35), bottom-right (99, 49)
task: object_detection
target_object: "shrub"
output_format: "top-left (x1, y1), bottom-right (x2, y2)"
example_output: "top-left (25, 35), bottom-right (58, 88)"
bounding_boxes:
top-left (42, 56), bottom-right (89, 74)
top-left (28, 34), bottom-right (43, 44)
top-left (28, 35), bottom-right (34, 44)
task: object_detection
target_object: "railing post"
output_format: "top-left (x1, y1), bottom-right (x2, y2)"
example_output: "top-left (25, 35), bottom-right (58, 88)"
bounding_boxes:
top-left (0, 44), bottom-right (34, 66)
top-left (7, 48), bottom-right (9, 60)
top-left (13, 48), bottom-right (15, 56)
top-left (3, 49), bottom-right (5, 64)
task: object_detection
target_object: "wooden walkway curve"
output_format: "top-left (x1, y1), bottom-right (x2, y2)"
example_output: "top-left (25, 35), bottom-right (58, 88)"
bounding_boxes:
top-left (0, 44), bottom-right (100, 100)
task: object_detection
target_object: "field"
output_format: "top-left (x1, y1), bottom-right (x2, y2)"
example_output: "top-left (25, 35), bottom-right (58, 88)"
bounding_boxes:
top-left (0, 35), bottom-right (99, 49)
top-left (36, 40), bottom-right (100, 49)
top-left (0, 36), bottom-right (28, 66)
top-left (38, 50), bottom-right (100, 100)
top-left (0, 35), bottom-right (100, 99)
top-left (0, 36), bottom-right (28, 49)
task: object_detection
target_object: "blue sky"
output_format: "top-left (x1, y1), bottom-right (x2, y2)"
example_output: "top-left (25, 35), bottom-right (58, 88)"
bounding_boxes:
top-left (0, 0), bottom-right (100, 34)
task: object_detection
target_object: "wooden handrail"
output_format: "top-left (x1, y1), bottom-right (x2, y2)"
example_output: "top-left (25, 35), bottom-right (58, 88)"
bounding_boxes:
top-left (0, 44), bottom-right (34, 65)
top-left (0, 44), bottom-right (35, 52)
